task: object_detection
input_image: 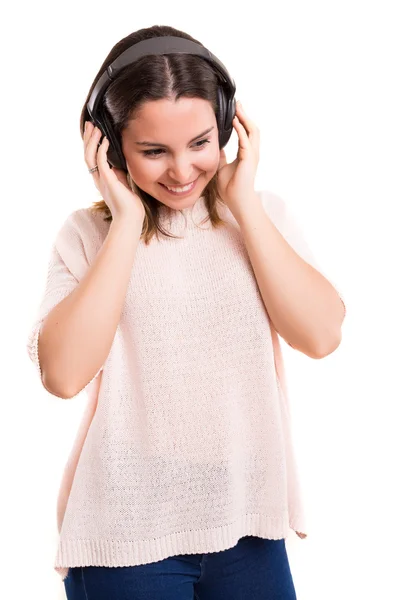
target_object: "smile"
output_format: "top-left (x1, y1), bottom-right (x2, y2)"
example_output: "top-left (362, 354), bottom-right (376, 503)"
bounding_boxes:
top-left (159, 177), bottom-right (199, 196)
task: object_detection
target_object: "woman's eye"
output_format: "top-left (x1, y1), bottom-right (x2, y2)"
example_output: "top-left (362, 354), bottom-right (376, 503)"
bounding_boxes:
top-left (143, 138), bottom-right (211, 158)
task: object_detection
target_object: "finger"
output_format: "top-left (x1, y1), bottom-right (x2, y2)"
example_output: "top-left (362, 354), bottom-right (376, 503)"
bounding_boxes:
top-left (83, 121), bottom-right (97, 150)
top-left (96, 136), bottom-right (114, 178)
top-left (235, 104), bottom-right (259, 139)
top-left (84, 126), bottom-right (102, 170)
top-left (83, 120), bottom-right (92, 141)
top-left (233, 116), bottom-right (250, 152)
top-left (84, 124), bottom-right (100, 155)
top-left (235, 104), bottom-right (251, 134)
top-left (234, 111), bottom-right (260, 159)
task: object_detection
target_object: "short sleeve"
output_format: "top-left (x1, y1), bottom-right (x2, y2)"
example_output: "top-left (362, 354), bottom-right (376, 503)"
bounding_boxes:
top-left (259, 190), bottom-right (346, 319)
top-left (26, 211), bottom-right (103, 398)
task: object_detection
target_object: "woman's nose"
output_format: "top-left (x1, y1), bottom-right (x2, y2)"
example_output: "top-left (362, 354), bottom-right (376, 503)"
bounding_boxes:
top-left (167, 160), bottom-right (195, 184)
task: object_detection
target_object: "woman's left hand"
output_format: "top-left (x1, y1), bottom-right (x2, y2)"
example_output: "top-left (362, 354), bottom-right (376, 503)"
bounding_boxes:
top-left (216, 101), bottom-right (260, 214)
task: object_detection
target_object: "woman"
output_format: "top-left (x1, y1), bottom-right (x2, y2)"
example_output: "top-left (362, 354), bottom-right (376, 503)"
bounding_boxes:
top-left (27, 24), bottom-right (345, 600)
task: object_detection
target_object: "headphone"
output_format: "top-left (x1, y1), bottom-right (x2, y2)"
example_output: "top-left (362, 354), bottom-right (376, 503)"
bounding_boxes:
top-left (86, 36), bottom-right (237, 172)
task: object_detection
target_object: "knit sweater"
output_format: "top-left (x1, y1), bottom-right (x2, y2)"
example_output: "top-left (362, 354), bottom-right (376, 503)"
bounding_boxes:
top-left (26, 189), bottom-right (344, 582)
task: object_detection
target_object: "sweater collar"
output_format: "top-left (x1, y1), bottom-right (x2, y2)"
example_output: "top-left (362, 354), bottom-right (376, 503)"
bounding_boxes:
top-left (158, 195), bottom-right (210, 231)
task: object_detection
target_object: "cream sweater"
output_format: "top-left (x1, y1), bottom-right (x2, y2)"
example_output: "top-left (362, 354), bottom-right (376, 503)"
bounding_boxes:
top-left (26, 190), bottom-right (344, 581)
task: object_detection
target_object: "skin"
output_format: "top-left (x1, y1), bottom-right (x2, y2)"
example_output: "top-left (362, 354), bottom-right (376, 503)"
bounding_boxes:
top-left (120, 97), bottom-right (221, 211)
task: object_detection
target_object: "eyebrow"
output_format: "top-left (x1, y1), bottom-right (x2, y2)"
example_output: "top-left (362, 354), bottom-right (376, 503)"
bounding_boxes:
top-left (134, 126), bottom-right (215, 148)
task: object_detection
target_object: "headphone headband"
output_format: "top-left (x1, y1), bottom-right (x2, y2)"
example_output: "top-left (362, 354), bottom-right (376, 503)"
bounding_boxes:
top-left (86, 35), bottom-right (237, 171)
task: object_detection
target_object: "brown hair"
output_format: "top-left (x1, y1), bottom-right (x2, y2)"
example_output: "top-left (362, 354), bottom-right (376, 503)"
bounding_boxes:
top-left (80, 24), bottom-right (228, 244)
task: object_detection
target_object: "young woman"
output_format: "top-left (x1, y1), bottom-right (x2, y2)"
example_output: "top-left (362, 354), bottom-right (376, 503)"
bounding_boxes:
top-left (27, 24), bottom-right (345, 600)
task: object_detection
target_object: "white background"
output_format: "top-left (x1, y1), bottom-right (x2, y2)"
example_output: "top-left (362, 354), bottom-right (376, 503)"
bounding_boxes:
top-left (2, 1), bottom-right (399, 598)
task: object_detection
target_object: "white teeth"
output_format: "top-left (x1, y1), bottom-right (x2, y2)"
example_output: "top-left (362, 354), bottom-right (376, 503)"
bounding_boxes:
top-left (165, 182), bottom-right (194, 192)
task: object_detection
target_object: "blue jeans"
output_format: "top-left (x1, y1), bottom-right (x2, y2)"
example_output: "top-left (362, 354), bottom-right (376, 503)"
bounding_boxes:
top-left (64, 535), bottom-right (297, 599)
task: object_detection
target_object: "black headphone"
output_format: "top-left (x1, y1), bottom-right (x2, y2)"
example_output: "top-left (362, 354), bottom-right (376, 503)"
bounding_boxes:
top-left (86, 36), bottom-right (237, 172)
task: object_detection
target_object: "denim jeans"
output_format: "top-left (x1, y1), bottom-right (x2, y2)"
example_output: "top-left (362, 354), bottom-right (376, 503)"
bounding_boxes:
top-left (64, 535), bottom-right (297, 599)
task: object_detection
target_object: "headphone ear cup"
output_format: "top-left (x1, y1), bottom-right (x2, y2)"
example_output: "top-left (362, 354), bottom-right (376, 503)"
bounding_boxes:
top-left (216, 86), bottom-right (226, 149)
top-left (96, 107), bottom-right (127, 171)
top-left (217, 86), bottom-right (235, 149)
top-left (225, 95), bottom-right (236, 141)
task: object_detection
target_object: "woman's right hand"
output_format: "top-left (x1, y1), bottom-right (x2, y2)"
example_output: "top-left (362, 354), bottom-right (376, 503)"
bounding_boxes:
top-left (83, 121), bottom-right (145, 222)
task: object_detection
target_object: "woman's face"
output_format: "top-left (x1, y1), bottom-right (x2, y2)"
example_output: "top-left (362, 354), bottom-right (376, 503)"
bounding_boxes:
top-left (121, 97), bottom-right (220, 210)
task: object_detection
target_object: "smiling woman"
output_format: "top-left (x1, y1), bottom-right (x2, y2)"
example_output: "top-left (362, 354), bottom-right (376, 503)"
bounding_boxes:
top-left (79, 26), bottom-right (236, 244)
top-left (27, 23), bottom-right (328, 600)
top-left (120, 97), bottom-right (220, 205)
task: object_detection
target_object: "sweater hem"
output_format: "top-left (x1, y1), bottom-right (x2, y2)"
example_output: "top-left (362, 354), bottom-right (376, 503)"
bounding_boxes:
top-left (55, 511), bottom-right (307, 582)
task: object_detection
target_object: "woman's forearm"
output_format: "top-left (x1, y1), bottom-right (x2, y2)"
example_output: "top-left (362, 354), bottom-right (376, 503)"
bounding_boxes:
top-left (39, 212), bottom-right (144, 398)
top-left (235, 196), bottom-right (344, 358)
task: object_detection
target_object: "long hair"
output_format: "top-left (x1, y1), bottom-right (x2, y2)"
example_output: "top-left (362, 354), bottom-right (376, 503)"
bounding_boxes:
top-left (80, 25), bottom-right (228, 244)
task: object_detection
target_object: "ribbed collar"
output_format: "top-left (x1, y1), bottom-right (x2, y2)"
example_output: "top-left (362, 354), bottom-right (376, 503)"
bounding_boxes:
top-left (158, 195), bottom-right (212, 232)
